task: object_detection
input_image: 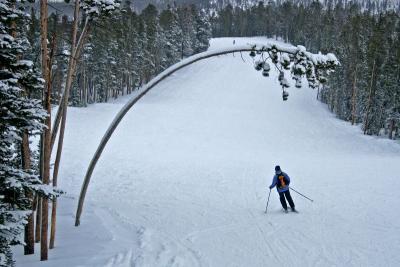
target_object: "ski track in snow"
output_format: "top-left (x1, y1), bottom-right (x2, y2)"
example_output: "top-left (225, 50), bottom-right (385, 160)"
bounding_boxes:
top-left (15, 37), bottom-right (400, 267)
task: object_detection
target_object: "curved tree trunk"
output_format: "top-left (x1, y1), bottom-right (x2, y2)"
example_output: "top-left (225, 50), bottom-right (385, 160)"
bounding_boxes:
top-left (74, 44), bottom-right (339, 226)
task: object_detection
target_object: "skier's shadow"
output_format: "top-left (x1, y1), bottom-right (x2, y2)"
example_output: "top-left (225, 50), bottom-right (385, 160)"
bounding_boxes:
top-left (263, 209), bottom-right (294, 215)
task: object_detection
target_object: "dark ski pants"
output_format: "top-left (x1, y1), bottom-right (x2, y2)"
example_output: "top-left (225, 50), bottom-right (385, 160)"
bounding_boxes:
top-left (279, 190), bottom-right (295, 210)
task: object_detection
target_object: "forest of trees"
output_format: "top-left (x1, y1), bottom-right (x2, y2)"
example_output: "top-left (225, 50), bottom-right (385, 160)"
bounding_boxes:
top-left (211, 1), bottom-right (400, 139)
top-left (0, 0), bottom-right (399, 265)
top-left (27, 1), bottom-right (399, 138)
top-left (134, 0), bottom-right (400, 14)
top-left (28, 3), bottom-right (212, 106)
top-left (1, 2), bottom-right (210, 264)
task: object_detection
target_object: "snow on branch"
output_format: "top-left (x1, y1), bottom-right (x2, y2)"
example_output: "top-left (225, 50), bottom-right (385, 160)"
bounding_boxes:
top-left (80, 0), bottom-right (120, 18)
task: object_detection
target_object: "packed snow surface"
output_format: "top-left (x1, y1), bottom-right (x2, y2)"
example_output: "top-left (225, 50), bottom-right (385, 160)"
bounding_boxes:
top-left (16, 38), bottom-right (400, 267)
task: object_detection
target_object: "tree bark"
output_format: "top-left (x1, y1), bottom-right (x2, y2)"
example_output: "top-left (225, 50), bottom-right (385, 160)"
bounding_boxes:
top-left (24, 207), bottom-right (35, 255)
top-left (47, 33), bottom-right (59, 250)
top-left (49, 198), bottom-right (57, 249)
top-left (40, 0), bottom-right (51, 261)
top-left (35, 197), bottom-right (41, 243)
top-left (22, 131), bottom-right (35, 255)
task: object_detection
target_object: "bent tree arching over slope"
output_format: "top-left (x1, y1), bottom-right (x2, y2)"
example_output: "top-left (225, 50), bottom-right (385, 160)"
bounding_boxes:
top-left (74, 42), bottom-right (339, 226)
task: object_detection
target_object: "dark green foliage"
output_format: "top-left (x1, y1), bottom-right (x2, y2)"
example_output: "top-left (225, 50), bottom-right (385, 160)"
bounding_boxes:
top-left (212, 2), bottom-right (400, 140)
top-left (0, 1), bottom-right (59, 265)
top-left (42, 4), bottom-right (211, 106)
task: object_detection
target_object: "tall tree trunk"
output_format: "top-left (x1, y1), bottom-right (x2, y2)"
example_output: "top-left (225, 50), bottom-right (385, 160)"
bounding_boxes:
top-left (94, 82), bottom-right (97, 102)
top-left (22, 131), bottom-right (35, 255)
top-left (50, 0), bottom-right (90, 244)
top-left (49, 0), bottom-right (81, 248)
top-left (127, 75), bottom-right (131, 94)
top-left (36, 135), bottom-right (44, 244)
top-left (351, 66), bottom-right (358, 125)
top-left (105, 75), bottom-right (109, 102)
top-left (52, 16), bottom-right (90, 177)
top-left (51, 1), bottom-right (89, 152)
top-left (389, 119), bottom-right (395, 140)
top-left (56, 70), bottom-right (62, 103)
top-left (47, 34), bottom-right (59, 250)
top-left (49, 195), bottom-right (57, 249)
top-left (24, 206), bottom-right (35, 255)
top-left (364, 60), bottom-right (376, 135)
top-left (83, 63), bottom-right (88, 107)
top-left (35, 197), bottom-right (42, 243)
top-left (40, 0), bottom-right (51, 261)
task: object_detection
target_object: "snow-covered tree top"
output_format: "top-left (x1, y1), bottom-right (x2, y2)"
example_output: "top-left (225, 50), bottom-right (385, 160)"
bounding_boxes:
top-left (145, 41), bottom-right (339, 95)
top-left (248, 42), bottom-right (339, 66)
top-left (81, 0), bottom-right (120, 18)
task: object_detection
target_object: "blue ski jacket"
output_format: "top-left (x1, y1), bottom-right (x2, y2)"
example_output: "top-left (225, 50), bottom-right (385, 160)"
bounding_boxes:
top-left (269, 172), bottom-right (290, 193)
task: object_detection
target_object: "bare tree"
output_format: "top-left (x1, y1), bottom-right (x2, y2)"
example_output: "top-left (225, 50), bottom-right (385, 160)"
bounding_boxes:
top-left (39, 0), bottom-right (52, 260)
top-left (35, 197), bottom-right (41, 243)
top-left (48, 32), bottom-right (58, 250)
top-left (49, 0), bottom-right (119, 248)
top-left (49, 0), bottom-right (90, 249)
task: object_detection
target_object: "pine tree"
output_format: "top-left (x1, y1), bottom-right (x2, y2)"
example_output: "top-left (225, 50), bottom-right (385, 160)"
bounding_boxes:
top-left (141, 4), bottom-right (159, 81)
top-left (178, 6), bottom-right (196, 58)
top-left (160, 7), bottom-right (182, 68)
top-left (194, 9), bottom-right (212, 53)
top-left (130, 12), bottom-right (144, 89)
top-left (0, 1), bottom-right (58, 265)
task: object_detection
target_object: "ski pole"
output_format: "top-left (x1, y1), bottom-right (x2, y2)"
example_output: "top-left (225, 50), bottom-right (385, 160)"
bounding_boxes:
top-left (289, 187), bottom-right (314, 202)
top-left (265, 189), bottom-right (272, 214)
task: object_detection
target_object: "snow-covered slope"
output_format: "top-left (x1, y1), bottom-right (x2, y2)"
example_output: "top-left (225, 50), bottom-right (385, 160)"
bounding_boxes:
top-left (15, 38), bottom-right (400, 267)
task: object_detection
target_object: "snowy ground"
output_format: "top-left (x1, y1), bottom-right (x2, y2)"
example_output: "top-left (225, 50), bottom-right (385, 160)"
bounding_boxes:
top-left (15, 38), bottom-right (400, 267)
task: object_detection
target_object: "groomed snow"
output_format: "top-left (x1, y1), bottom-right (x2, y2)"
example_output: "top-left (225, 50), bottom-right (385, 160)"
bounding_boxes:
top-left (15, 37), bottom-right (400, 267)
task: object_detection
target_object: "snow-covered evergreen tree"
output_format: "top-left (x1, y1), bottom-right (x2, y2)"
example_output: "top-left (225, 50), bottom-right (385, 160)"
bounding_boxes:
top-left (178, 6), bottom-right (197, 58)
top-left (160, 7), bottom-right (183, 69)
top-left (80, 0), bottom-right (120, 18)
top-left (0, 1), bottom-right (58, 265)
top-left (141, 4), bottom-right (159, 82)
top-left (194, 9), bottom-right (212, 53)
top-left (45, 3), bottom-right (212, 105)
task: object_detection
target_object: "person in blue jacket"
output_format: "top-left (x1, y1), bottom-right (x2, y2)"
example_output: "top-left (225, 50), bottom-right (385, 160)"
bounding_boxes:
top-left (269, 165), bottom-right (296, 213)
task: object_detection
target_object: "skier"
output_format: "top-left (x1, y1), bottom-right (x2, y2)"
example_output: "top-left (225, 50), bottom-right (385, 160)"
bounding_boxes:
top-left (269, 165), bottom-right (296, 213)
